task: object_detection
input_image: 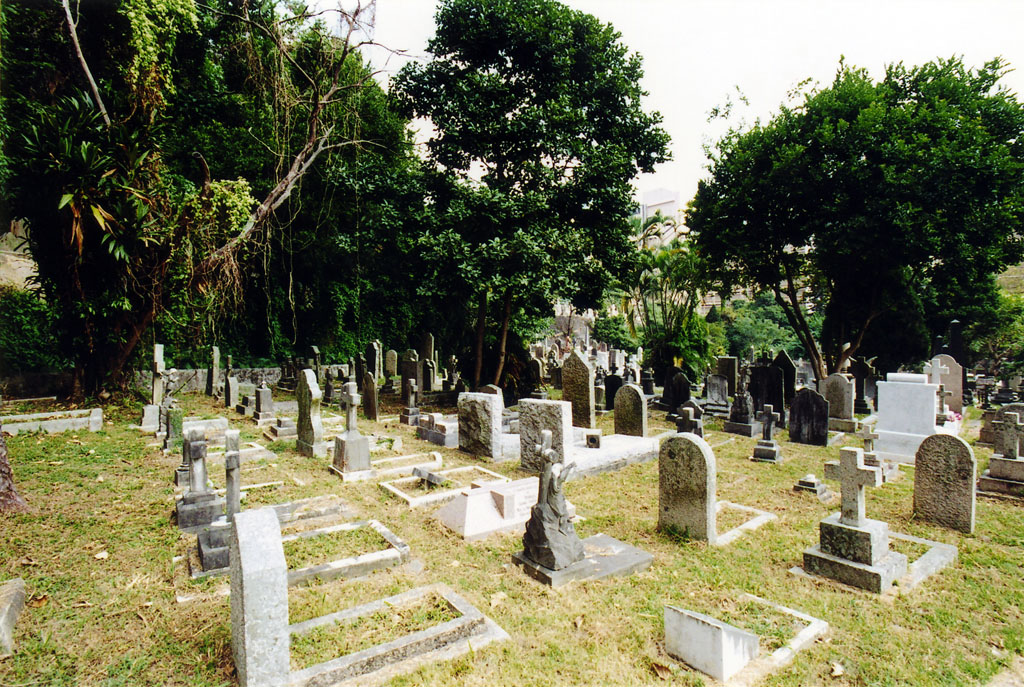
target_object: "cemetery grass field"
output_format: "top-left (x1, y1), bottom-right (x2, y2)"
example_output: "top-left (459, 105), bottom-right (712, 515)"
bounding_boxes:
top-left (2, 395), bottom-right (1024, 686)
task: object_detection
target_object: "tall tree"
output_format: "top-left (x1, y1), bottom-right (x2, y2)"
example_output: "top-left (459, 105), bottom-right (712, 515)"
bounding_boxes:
top-left (393, 0), bottom-right (669, 388)
top-left (687, 57), bottom-right (1024, 379)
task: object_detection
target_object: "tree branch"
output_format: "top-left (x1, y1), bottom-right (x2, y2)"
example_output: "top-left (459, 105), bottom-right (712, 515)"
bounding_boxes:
top-left (61, 0), bottom-right (111, 127)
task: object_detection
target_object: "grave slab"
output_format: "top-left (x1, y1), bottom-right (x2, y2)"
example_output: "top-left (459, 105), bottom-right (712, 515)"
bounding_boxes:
top-left (283, 520), bottom-right (410, 587)
top-left (330, 452), bottom-right (442, 483)
top-left (379, 465), bottom-right (509, 508)
top-left (664, 606), bottom-right (758, 682)
top-left (436, 477), bottom-right (577, 541)
top-left (512, 533), bottom-right (653, 587)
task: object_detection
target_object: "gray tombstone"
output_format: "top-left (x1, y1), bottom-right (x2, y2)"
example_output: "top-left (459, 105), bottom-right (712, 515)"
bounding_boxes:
top-left (225, 376), bottom-right (239, 410)
top-left (152, 343), bottom-right (165, 406)
top-left (820, 373), bottom-right (855, 420)
top-left (361, 371), bottom-right (379, 422)
top-left (789, 388), bottom-right (829, 446)
top-left (913, 434), bottom-right (975, 533)
top-left (458, 392), bottom-right (503, 458)
top-left (400, 349), bottom-right (422, 395)
top-left (716, 356), bottom-right (738, 397)
top-left (519, 399), bottom-right (573, 473)
top-left (334, 381), bottom-right (370, 473)
top-left (705, 374), bottom-right (730, 414)
top-left (935, 354), bottom-right (964, 415)
top-left (230, 508), bottom-right (290, 687)
top-left (254, 384), bottom-right (274, 422)
top-left (419, 332), bottom-right (435, 365)
top-left (659, 433), bottom-right (716, 543)
top-left (366, 340), bottom-right (383, 383)
top-left (206, 346), bottom-right (220, 396)
top-left (385, 349), bottom-right (398, 379)
top-left (849, 357), bottom-right (875, 415)
top-left (296, 369), bottom-right (326, 457)
top-left (424, 358), bottom-right (436, 393)
top-left (613, 383), bottom-right (646, 437)
top-left (562, 350), bottom-right (596, 429)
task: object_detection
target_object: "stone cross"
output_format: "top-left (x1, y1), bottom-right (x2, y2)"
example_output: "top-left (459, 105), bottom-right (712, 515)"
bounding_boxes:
top-left (225, 429), bottom-right (241, 519)
top-left (404, 379), bottom-right (419, 409)
top-left (535, 428), bottom-right (555, 462)
top-left (757, 404), bottom-right (780, 440)
top-left (992, 412), bottom-right (1024, 460)
top-left (923, 357), bottom-right (949, 386)
top-left (824, 447), bottom-right (882, 528)
top-left (854, 426), bottom-right (879, 452)
top-left (937, 384), bottom-right (952, 415)
top-left (188, 437), bottom-right (210, 494)
top-left (341, 381), bottom-right (360, 433)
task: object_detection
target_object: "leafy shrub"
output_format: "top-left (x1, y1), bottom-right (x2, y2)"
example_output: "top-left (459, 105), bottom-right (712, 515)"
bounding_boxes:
top-left (0, 285), bottom-right (67, 373)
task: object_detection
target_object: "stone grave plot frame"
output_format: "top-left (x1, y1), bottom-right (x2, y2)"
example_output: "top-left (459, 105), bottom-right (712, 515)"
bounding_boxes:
top-left (4, 407), bottom-right (103, 435)
top-left (663, 594), bottom-right (828, 685)
top-left (329, 450), bottom-right (443, 483)
top-left (436, 477), bottom-right (579, 542)
top-left (281, 519), bottom-right (410, 587)
top-left (713, 501), bottom-right (779, 548)
top-left (378, 465), bottom-right (510, 508)
top-left (188, 494), bottom-right (358, 580)
top-left (415, 412), bottom-right (459, 448)
top-left (230, 510), bottom-right (507, 687)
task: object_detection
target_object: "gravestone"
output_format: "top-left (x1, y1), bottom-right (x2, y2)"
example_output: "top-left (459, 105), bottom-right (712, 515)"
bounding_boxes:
top-left (333, 381), bottom-right (370, 473)
top-left (723, 371), bottom-right (761, 438)
top-left (152, 343), bottom-right (165, 406)
top-left (400, 349), bottom-right (422, 394)
top-left (361, 372), bottom-right (378, 422)
top-left (658, 433), bottom-right (716, 543)
top-left (789, 388), bottom-right (829, 446)
top-left (773, 349), bottom-right (797, 406)
top-left (562, 350), bottom-right (596, 429)
top-left (704, 374), bottom-right (730, 415)
top-left (225, 376), bottom-right (239, 410)
top-left (385, 349), bottom-right (398, 379)
top-left (979, 410), bottom-right (1024, 495)
top-left (667, 372), bottom-right (692, 415)
top-left (913, 434), bottom-right (975, 533)
top-left (675, 407), bottom-right (704, 437)
top-left (749, 364), bottom-right (786, 428)
top-left (659, 366), bottom-right (684, 410)
top-left (254, 384), bottom-right (274, 423)
top-left (849, 357), bottom-right (874, 415)
top-left (528, 358), bottom-right (544, 388)
top-left (751, 404), bottom-right (782, 463)
top-left (458, 392), bottom-right (503, 459)
top-left (206, 346), bottom-right (220, 396)
top-left (803, 447), bottom-right (907, 593)
top-left (640, 369), bottom-right (655, 396)
top-left (934, 354), bottom-right (964, 415)
top-left (519, 399), bottom-right (572, 473)
top-left (874, 373), bottom-right (940, 463)
top-left (604, 373), bottom-right (623, 411)
top-left (296, 369), bottom-right (326, 458)
top-left (400, 378), bottom-right (420, 426)
top-left (176, 435), bottom-right (224, 530)
top-left (613, 383), bottom-right (646, 437)
top-left (366, 340), bottom-right (382, 383)
top-left (820, 373), bottom-right (855, 425)
top-left (230, 508), bottom-right (290, 687)
top-left (423, 358), bottom-right (436, 393)
top-left (419, 332), bottom-right (435, 366)
top-left (716, 356), bottom-right (738, 396)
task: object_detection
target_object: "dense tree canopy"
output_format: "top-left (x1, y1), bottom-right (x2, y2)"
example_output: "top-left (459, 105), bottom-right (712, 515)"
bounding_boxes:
top-left (687, 57), bottom-right (1024, 378)
top-left (393, 0), bottom-right (670, 387)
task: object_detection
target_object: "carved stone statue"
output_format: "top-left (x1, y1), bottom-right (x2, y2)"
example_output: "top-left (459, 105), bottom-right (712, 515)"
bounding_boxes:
top-left (522, 430), bottom-right (585, 570)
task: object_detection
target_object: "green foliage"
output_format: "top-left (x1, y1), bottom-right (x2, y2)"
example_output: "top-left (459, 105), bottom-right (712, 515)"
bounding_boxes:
top-left (719, 292), bottom-right (820, 359)
top-left (688, 56), bottom-right (1024, 375)
top-left (967, 291), bottom-right (1024, 376)
top-left (0, 286), bottom-right (66, 374)
top-left (591, 312), bottom-right (636, 351)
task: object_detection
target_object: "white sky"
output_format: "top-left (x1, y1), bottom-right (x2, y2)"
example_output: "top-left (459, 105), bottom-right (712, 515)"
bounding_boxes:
top-left (364, 0), bottom-right (1024, 208)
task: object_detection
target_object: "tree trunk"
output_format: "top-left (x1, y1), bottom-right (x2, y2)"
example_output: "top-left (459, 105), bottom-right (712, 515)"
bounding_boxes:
top-left (491, 288), bottom-right (514, 385)
top-left (472, 290), bottom-right (488, 390)
top-left (0, 423), bottom-right (28, 513)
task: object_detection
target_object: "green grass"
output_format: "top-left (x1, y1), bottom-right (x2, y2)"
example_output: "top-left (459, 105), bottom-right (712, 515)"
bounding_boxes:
top-left (0, 392), bottom-right (1022, 686)
top-left (282, 525), bottom-right (391, 569)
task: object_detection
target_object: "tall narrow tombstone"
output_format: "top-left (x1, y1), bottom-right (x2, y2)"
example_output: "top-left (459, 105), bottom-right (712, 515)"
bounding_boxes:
top-left (659, 433), bottom-right (716, 543)
top-left (309, 345), bottom-right (322, 382)
top-left (562, 350), bottom-right (596, 429)
top-left (230, 508), bottom-right (290, 687)
top-left (667, 372), bottom-right (691, 412)
top-left (803, 447), bottom-right (907, 593)
top-left (400, 378), bottom-right (420, 426)
top-left (225, 354), bottom-right (233, 391)
top-left (458, 392), bottom-right (503, 459)
top-left (613, 383), bottom-right (646, 437)
top-left (519, 399), bottom-right (572, 473)
top-left (225, 376), bottom-right (239, 410)
top-left (361, 372), bottom-right (379, 422)
top-left (849, 358), bottom-right (874, 415)
top-left (419, 332), bottom-right (435, 365)
top-left (296, 369), bottom-right (326, 457)
top-left (385, 349), bottom-right (398, 380)
top-left (423, 358), bottom-right (436, 393)
top-left (152, 343), bottom-right (165, 405)
top-left (773, 350), bottom-right (797, 406)
top-left (366, 340), bottom-right (383, 383)
top-left (913, 434), bottom-right (975, 533)
top-left (400, 349), bottom-right (422, 395)
top-left (206, 346), bottom-right (220, 396)
top-left (224, 430), bottom-right (242, 519)
top-left (749, 365), bottom-right (786, 428)
top-left (751, 405), bottom-right (782, 463)
top-left (333, 381), bottom-right (370, 473)
top-left (716, 356), bottom-right (738, 397)
top-left (934, 354), bottom-right (964, 415)
top-left (789, 388), bottom-right (829, 446)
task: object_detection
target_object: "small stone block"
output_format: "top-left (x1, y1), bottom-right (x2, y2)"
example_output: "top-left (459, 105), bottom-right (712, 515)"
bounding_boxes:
top-left (412, 466), bottom-right (446, 486)
top-left (511, 533), bottom-right (652, 587)
top-left (978, 470), bottom-right (1024, 496)
top-left (989, 456), bottom-right (1024, 482)
top-left (751, 439), bottom-right (782, 463)
top-left (818, 513), bottom-right (890, 566)
top-left (664, 605), bottom-right (758, 682)
top-left (722, 420), bottom-right (762, 438)
top-left (585, 431), bottom-right (601, 449)
top-left (177, 493), bottom-right (225, 531)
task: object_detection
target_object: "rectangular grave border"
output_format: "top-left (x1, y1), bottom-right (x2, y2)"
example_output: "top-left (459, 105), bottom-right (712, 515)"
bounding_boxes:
top-left (706, 593), bottom-right (829, 687)
top-left (288, 582), bottom-right (509, 687)
top-left (788, 530), bottom-right (956, 595)
top-left (2, 407), bottom-right (103, 435)
top-left (329, 452), bottom-right (443, 483)
top-left (714, 501), bottom-right (778, 547)
top-left (379, 465), bottom-right (510, 508)
top-left (283, 519), bottom-right (410, 587)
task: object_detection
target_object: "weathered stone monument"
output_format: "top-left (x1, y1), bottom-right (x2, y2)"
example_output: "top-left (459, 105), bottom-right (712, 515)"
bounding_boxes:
top-left (704, 374), bottom-right (730, 416)
top-left (934, 354), bottom-right (964, 415)
top-left (659, 433), bottom-right (716, 543)
top-left (789, 388), bottom-right (829, 446)
top-left (723, 371), bottom-right (761, 437)
top-left (331, 381), bottom-right (370, 475)
top-left (562, 350), bottom-right (596, 429)
top-left (978, 410), bottom-right (1024, 495)
top-left (254, 383), bottom-right (274, 424)
top-left (225, 376), bottom-right (239, 410)
top-left (803, 447), bottom-right (907, 593)
top-left (913, 434), bottom-right (975, 533)
top-left (400, 349), bottom-right (422, 395)
top-left (519, 399), bottom-right (572, 473)
top-left (176, 433), bottom-right (224, 531)
top-left (361, 371), bottom-right (378, 422)
top-left (366, 340), bottom-right (383, 383)
top-left (874, 373), bottom-right (940, 464)
top-left (295, 369), bottom-right (326, 458)
top-left (849, 357), bottom-right (874, 415)
top-left (774, 349), bottom-right (797, 406)
top-left (604, 373), bottom-right (623, 411)
top-left (613, 383), bottom-right (646, 437)
top-left (458, 392), bottom-right (503, 459)
top-left (206, 345), bottom-right (220, 396)
top-left (400, 378), bottom-right (420, 426)
top-left (152, 343), bottom-right (165, 406)
top-left (820, 373), bottom-right (856, 431)
top-left (751, 404), bottom-right (782, 463)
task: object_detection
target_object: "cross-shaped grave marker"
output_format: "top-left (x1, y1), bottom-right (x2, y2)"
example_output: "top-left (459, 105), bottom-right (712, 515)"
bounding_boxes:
top-left (854, 425), bottom-right (879, 453)
top-left (824, 447), bottom-right (882, 528)
top-left (937, 384), bottom-right (953, 415)
top-left (341, 381), bottom-right (361, 433)
top-left (675, 407), bottom-right (703, 436)
top-left (757, 404), bottom-right (780, 441)
top-left (992, 412), bottom-right (1024, 460)
top-left (404, 379), bottom-right (419, 409)
top-left (923, 357), bottom-right (949, 386)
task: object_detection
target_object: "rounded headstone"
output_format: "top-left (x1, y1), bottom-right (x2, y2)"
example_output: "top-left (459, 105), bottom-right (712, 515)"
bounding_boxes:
top-left (913, 434), bottom-right (975, 533)
top-left (658, 433), bottom-right (716, 543)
